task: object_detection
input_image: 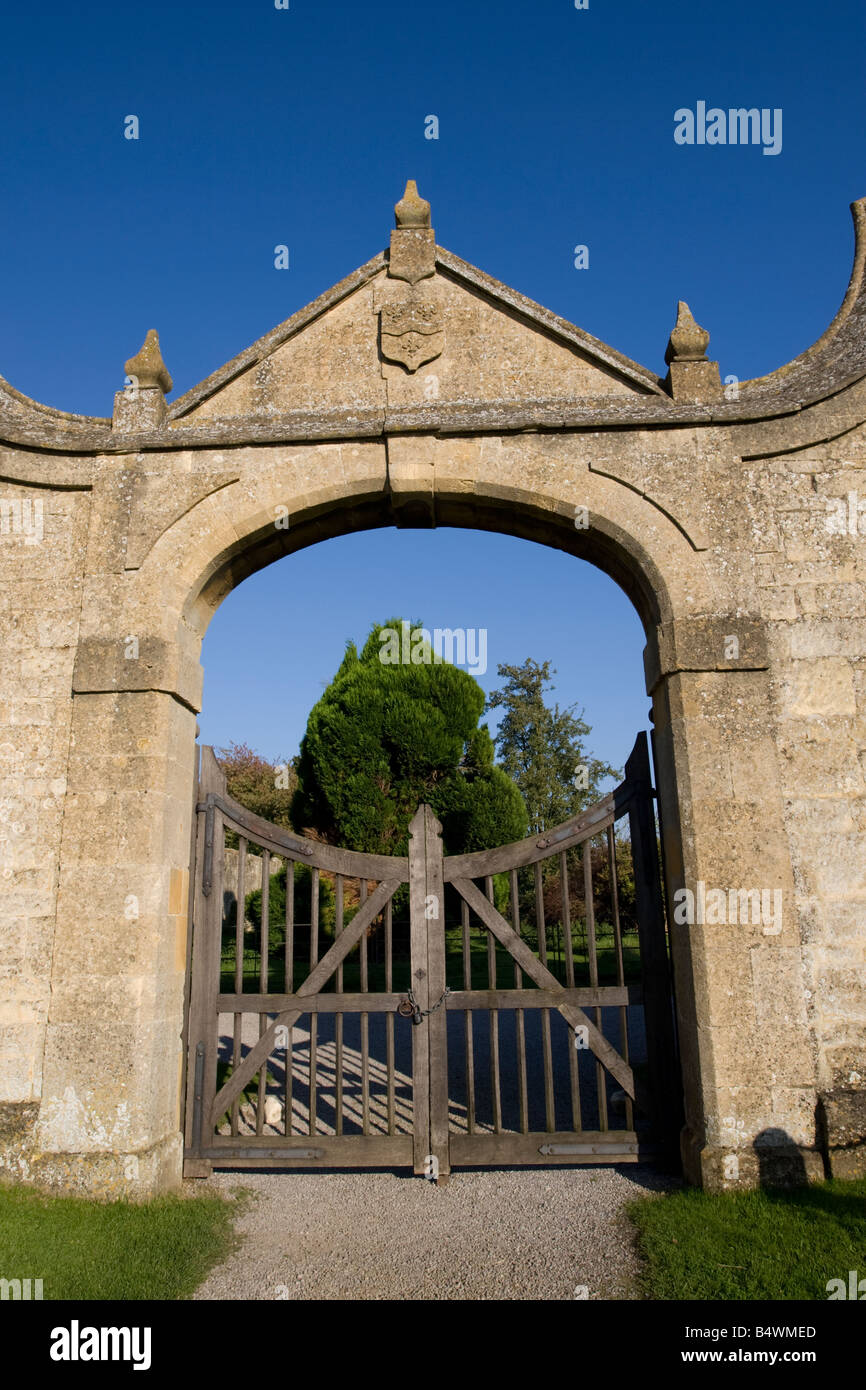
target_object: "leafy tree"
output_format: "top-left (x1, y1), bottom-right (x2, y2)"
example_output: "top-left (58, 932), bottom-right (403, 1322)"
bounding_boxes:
top-left (509, 833), bottom-right (639, 982)
top-left (486, 659), bottom-right (620, 834)
top-left (486, 659), bottom-right (631, 967)
top-left (536, 835), bottom-right (637, 934)
top-left (291, 619), bottom-right (527, 857)
top-left (215, 741), bottom-right (297, 828)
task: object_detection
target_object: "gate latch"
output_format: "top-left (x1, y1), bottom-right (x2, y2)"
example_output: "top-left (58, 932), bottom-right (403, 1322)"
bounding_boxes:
top-left (397, 987), bottom-right (451, 1026)
top-left (397, 995), bottom-right (422, 1025)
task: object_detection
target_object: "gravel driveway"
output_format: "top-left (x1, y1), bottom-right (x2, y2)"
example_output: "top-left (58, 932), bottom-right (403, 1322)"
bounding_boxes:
top-left (193, 1164), bottom-right (676, 1301)
top-left (199, 990), bottom-right (670, 1300)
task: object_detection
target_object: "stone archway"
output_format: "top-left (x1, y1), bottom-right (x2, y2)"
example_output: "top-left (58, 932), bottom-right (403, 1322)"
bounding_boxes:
top-left (2, 182), bottom-right (864, 1196)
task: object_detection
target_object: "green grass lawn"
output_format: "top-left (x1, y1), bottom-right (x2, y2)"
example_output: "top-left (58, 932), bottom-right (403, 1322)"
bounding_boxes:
top-left (628, 1177), bottom-right (866, 1300)
top-left (0, 1183), bottom-right (243, 1300)
top-left (220, 926), bottom-right (642, 995)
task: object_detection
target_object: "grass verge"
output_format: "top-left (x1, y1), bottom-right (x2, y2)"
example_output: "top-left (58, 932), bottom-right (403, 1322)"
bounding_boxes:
top-left (0, 1182), bottom-right (245, 1300)
top-left (627, 1177), bottom-right (866, 1300)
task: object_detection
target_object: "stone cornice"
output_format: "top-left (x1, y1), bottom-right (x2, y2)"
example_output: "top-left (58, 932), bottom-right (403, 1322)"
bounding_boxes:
top-left (1, 198), bottom-right (864, 458)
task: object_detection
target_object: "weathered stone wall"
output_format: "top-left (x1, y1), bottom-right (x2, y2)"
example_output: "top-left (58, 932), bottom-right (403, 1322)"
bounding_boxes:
top-left (751, 420), bottom-right (866, 1168)
top-left (0, 183), bottom-right (863, 1196)
top-left (0, 479), bottom-right (89, 1177)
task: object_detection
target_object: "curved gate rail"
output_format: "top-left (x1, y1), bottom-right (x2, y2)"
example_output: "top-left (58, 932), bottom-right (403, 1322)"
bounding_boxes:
top-left (183, 734), bottom-right (681, 1177)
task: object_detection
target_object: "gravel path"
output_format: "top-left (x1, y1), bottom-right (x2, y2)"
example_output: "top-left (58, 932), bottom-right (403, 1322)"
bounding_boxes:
top-left (193, 1164), bottom-right (676, 1301)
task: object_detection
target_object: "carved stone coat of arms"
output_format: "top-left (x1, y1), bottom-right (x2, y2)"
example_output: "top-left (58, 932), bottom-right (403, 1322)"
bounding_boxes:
top-left (379, 298), bottom-right (444, 372)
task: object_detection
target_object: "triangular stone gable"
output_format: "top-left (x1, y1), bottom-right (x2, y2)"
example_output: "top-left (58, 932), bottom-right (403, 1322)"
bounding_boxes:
top-left (2, 187), bottom-right (864, 452)
top-left (169, 245), bottom-right (664, 428)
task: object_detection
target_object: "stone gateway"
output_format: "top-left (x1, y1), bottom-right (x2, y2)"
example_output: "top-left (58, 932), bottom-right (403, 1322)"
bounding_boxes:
top-left (1, 182), bottom-right (864, 1196)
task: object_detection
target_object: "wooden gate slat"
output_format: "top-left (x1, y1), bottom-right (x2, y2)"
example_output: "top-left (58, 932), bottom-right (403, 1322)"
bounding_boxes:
top-left (461, 897), bottom-right (475, 1135)
top-left (199, 1135), bottom-right (413, 1167)
top-left (217, 990), bottom-right (405, 1013)
top-left (485, 875), bottom-right (502, 1134)
top-left (257, 848), bottom-right (270, 1136)
top-left (185, 751), bottom-right (221, 1160)
top-left (560, 850), bottom-right (581, 1132)
top-left (180, 744), bottom-right (201, 1160)
top-left (584, 841), bottom-right (608, 1132)
top-left (608, 825), bottom-right (633, 1132)
top-left (335, 874), bottom-right (344, 1137)
top-left (359, 879), bottom-right (370, 1136)
top-left (200, 819), bottom-right (224, 1142)
top-left (443, 796), bottom-right (618, 880)
top-left (510, 869), bottom-right (529, 1135)
top-left (534, 861), bottom-right (556, 1132)
top-left (191, 749), bottom-right (227, 1152)
top-left (424, 810), bottom-right (450, 1175)
top-left (209, 877), bottom-right (403, 1125)
top-left (202, 792), bottom-right (407, 881)
top-left (385, 897), bottom-right (395, 1135)
top-left (449, 1131), bottom-right (642, 1166)
top-left (442, 986), bottom-right (637, 1010)
top-left (231, 836), bottom-right (246, 1138)
top-left (285, 861), bottom-right (295, 1134)
top-left (407, 807), bottom-right (432, 1173)
top-left (308, 867), bottom-right (320, 1137)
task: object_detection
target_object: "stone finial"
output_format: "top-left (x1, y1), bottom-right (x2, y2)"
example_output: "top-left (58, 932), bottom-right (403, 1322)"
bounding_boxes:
top-left (665, 301), bottom-right (711, 365)
top-left (113, 329), bottom-right (172, 430)
top-left (124, 329), bottom-right (173, 394)
top-left (389, 180), bottom-right (436, 284)
top-left (395, 179), bottom-right (431, 229)
top-left (662, 301), bottom-right (722, 402)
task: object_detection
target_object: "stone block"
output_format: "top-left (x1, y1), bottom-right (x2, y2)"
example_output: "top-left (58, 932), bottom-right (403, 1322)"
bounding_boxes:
top-left (779, 657), bottom-right (857, 718)
top-left (818, 1089), bottom-right (866, 1177)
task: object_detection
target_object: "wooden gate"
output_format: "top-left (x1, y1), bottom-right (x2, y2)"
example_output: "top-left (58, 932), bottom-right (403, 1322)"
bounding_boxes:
top-left (183, 734), bottom-right (680, 1177)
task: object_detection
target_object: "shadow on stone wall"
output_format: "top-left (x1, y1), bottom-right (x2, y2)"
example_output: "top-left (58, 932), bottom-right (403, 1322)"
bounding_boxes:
top-left (753, 1127), bottom-right (809, 1187)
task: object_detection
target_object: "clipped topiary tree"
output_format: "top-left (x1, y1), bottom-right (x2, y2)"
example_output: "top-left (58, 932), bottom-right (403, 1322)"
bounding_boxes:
top-left (291, 619), bottom-right (528, 859)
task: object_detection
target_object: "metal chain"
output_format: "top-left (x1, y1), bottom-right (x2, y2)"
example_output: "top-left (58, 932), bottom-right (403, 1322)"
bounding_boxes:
top-left (407, 986), bottom-right (451, 1018)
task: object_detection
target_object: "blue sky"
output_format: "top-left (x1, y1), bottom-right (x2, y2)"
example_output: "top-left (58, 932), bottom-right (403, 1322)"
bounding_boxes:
top-left (199, 530), bottom-right (648, 778)
top-left (2, 0), bottom-right (864, 773)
